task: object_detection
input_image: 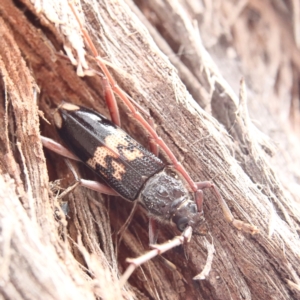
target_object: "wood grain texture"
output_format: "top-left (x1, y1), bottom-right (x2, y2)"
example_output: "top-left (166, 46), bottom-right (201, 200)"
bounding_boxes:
top-left (0, 0), bottom-right (299, 299)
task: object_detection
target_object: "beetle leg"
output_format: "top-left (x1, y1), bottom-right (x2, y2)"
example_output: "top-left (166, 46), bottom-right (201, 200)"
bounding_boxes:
top-left (148, 218), bottom-right (178, 274)
top-left (55, 180), bottom-right (81, 200)
top-left (78, 179), bottom-right (119, 196)
top-left (54, 177), bottom-right (119, 200)
top-left (101, 76), bottom-right (121, 127)
top-left (195, 189), bottom-right (204, 213)
top-left (116, 201), bottom-right (138, 241)
top-left (196, 181), bottom-right (259, 234)
top-left (147, 118), bottom-right (160, 156)
top-left (120, 226), bottom-right (192, 287)
top-left (149, 217), bottom-right (159, 245)
top-left (41, 136), bottom-right (80, 161)
top-left (41, 136), bottom-right (119, 196)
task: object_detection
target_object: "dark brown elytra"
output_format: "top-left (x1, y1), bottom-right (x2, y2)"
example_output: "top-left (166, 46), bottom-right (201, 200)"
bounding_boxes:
top-left (41, 2), bottom-right (259, 287)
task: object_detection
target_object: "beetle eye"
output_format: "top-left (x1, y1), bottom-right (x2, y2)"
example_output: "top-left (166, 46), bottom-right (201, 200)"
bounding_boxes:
top-left (176, 217), bottom-right (189, 231)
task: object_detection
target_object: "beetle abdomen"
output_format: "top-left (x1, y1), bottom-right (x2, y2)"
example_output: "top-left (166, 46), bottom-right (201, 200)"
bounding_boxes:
top-left (54, 103), bottom-right (165, 200)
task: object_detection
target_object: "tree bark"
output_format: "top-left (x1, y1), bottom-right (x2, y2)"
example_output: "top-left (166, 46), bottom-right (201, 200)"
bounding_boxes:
top-left (0, 0), bottom-right (299, 299)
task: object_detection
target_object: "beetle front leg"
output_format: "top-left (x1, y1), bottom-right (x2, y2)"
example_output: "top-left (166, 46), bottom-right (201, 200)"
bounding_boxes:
top-left (196, 181), bottom-right (259, 234)
top-left (120, 226), bottom-right (193, 287)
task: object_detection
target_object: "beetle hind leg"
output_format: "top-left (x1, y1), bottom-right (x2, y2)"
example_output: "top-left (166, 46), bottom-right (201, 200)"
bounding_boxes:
top-left (41, 136), bottom-right (119, 196)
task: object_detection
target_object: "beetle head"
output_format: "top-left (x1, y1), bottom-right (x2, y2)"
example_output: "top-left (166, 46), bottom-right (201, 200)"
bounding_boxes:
top-left (171, 201), bottom-right (208, 235)
top-left (140, 169), bottom-right (208, 235)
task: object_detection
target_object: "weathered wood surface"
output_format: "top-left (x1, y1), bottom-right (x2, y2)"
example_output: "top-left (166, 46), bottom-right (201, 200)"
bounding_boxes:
top-left (0, 0), bottom-right (299, 299)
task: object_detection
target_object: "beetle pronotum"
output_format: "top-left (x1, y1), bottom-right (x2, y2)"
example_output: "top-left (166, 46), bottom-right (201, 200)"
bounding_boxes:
top-left (41, 1), bottom-right (258, 287)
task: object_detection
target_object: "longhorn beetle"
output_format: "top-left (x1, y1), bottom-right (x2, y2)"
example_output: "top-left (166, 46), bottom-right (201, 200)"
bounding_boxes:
top-left (41, 2), bottom-right (258, 287)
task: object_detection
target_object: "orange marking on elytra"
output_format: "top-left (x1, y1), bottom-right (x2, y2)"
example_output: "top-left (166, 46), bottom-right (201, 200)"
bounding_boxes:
top-left (87, 146), bottom-right (118, 178)
top-left (105, 131), bottom-right (144, 161)
top-left (86, 131), bottom-right (143, 180)
top-left (111, 160), bottom-right (126, 180)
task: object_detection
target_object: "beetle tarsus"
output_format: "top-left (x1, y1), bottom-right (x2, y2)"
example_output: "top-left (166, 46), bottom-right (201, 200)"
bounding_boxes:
top-left (231, 219), bottom-right (259, 234)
